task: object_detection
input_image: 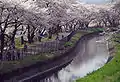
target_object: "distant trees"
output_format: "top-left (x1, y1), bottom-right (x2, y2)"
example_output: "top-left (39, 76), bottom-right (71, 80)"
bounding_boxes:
top-left (113, 2), bottom-right (120, 19)
top-left (99, 9), bottom-right (119, 27)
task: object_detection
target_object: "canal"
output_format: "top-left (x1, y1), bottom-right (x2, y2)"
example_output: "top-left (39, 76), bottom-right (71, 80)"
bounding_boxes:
top-left (39, 35), bottom-right (109, 82)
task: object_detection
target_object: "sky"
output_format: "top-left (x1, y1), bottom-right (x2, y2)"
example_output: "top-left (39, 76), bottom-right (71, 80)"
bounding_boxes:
top-left (80, 0), bottom-right (111, 4)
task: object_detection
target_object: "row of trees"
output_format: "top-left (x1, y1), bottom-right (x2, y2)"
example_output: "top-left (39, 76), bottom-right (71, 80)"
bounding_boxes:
top-left (0, 0), bottom-right (120, 59)
top-left (0, 3), bottom-right (25, 59)
top-left (0, 1), bottom-right (47, 59)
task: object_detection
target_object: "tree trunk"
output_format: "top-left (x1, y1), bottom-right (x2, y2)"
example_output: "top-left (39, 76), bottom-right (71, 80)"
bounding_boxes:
top-left (48, 33), bottom-right (52, 39)
top-left (0, 32), bottom-right (4, 60)
top-left (27, 25), bottom-right (32, 44)
top-left (21, 36), bottom-right (24, 45)
top-left (30, 32), bottom-right (35, 43)
top-left (11, 32), bottom-right (16, 48)
top-left (11, 36), bottom-right (15, 49)
top-left (39, 37), bottom-right (42, 42)
top-left (48, 28), bottom-right (52, 39)
top-left (85, 23), bottom-right (89, 28)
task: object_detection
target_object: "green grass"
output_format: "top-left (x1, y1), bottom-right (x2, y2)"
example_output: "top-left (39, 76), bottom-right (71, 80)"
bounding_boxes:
top-left (64, 32), bottom-right (82, 48)
top-left (76, 43), bottom-right (120, 82)
top-left (64, 42), bottom-right (73, 47)
top-left (15, 38), bottom-right (24, 49)
top-left (90, 28), bottom-right (104, 32)
top-left (71, 32), bottom-right (82, 43)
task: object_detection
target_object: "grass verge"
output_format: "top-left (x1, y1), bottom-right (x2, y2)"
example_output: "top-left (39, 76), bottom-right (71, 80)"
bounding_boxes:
top-left (64, 32), bottom-right (86, 48)
top-left (76, 43), bottom-right (120, 82)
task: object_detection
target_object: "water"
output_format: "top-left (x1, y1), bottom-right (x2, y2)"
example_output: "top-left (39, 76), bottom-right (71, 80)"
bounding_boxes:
top-left (40, 35), bottom-right (109, 82)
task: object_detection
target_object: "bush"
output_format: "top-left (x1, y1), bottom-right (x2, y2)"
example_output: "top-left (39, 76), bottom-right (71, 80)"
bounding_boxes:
top-left (64, 42), bottom-right (73, 47)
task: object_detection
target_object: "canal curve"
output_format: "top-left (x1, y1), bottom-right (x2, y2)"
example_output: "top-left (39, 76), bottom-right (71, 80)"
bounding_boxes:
top-left (41, 35), bottom-right (109, 82)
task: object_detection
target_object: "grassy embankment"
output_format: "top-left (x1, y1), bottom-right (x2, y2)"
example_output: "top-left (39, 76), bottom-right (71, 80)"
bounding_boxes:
top-left (0, 32), bottom-right (82, 74)
top-left (64, 32), bottom-right (82, 47)
top-left (90, 28), bottom-right (104, 32)
top-left (77, 34), bottom-right (120, 82)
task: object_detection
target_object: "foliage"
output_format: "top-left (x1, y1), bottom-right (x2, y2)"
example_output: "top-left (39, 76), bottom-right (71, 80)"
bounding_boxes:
top-left (1, 0), bottom-right (119, 55)
top-left (15, 38), bottom-right (24, 49)
top-left (64, 42), bottom-right (73, 47)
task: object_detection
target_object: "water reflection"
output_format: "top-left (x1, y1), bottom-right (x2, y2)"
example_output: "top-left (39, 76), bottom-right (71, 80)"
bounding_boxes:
top-left (42, 35), bottom-right (109, 82)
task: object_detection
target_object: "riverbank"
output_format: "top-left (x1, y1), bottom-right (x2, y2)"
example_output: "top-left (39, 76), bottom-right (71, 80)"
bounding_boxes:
top-left (19, 31), bottom-right (102, 82)
top-left (0, 31), bottom-right (86, 81)
top-left (76, 43), bottom-right (120, 82)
